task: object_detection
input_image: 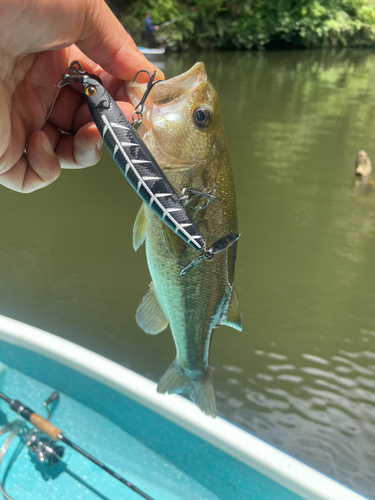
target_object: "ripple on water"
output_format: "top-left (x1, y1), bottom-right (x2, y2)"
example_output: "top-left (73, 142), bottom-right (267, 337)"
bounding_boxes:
top-left (267, 352), bottom-right (288, 360)
top-left (277, 374), bottom-right (304, 383)
top-left (267, 364), bottom-right (295, 372)
top-left (357, 377), bottom-right (375, 389)
top-left (257, 373), bottom-right (274, 382)
top-left (332, 355), bottom-right (375, 375)
top-left (222, 364), bottom-right (244, 374)
top-left (301, 354), bottom-right (329, 365)
top-left (245, 390), bottom-right (290, 411)
top-left (300, 367), bottom-right (357, 388)
top-left (226, 377), bottom-right (240, 386)
top-left (218, 346), bottom-right (375, 499)
top-left (227, 397), bottom-right (244, 410)
top-left (304, 385), bottom-right (362, 417)
top-left (335, 365), bottom-right (353, 374)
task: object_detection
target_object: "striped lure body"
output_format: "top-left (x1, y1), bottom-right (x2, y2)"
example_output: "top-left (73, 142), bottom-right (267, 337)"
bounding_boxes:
top-left (81, 75), bottom-right (205, 252)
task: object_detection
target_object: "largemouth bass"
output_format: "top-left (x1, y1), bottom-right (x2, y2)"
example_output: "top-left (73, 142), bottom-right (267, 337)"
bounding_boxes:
top-left (127, 63), bottom-right (242, 417)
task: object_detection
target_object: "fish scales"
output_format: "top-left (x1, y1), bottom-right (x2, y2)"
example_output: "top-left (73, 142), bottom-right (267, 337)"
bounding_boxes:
top-left (128, 62), bottom-right (241, 417)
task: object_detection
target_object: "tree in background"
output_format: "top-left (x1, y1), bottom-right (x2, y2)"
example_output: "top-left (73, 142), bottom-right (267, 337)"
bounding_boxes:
top-left (106, 0), bottom-right (375, 50)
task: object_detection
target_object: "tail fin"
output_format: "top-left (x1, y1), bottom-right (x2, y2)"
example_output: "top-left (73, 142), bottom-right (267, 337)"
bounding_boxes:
top-left (157, 359), bottom-right (217, 417)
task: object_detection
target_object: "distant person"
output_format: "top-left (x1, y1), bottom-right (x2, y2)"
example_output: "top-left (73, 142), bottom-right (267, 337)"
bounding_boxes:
top-left (354, 150), bottom-right (373, 190)
top-left (145, 11), bottom-right (159, 48)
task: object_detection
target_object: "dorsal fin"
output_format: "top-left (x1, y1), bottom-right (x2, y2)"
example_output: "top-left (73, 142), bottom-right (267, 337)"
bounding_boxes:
top-left (221, 285), bottom-right (242, 331)
top-left (133, 204), bottom-right (146, 251)
top-left (136, 282), bottom-right (169, 335)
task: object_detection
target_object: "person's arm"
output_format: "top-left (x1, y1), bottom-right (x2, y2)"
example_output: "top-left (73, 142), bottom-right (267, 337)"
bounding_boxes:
top-left (0, 0), bottom-right (163, 193)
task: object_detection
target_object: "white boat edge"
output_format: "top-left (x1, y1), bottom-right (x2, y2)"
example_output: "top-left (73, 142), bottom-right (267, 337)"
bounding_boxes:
top-left (0, 314), bottom-right (368, 500)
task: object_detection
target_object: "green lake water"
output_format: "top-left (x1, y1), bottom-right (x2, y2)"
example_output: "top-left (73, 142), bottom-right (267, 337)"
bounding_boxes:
top-left (1, 49), bottom-right (375, 498)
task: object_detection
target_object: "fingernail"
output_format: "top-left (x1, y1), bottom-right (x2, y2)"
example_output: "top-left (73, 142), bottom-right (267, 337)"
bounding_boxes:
top-left (41, 133), bottom-right (54, 156)
top-left (96, 138), bottom-right (103, 151)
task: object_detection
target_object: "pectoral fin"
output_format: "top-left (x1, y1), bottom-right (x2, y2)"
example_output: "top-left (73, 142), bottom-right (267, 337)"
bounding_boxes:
top-left (133, 204), bottom-right (146, 252)
top-left (136, 282), bottom-right (169, 334)
top-left (221, 285), bottom-right (242, 331)
top-left (161, 222), bottom-right (186, 259)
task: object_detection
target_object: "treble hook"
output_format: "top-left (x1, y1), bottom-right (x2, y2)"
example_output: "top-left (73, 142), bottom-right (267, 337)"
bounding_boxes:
top-left (44, 62), bottom-right (86, 127)
top-left (180, 188), bottom-right (220, 210)
top-left (131, 70), bottom-right (161, 128)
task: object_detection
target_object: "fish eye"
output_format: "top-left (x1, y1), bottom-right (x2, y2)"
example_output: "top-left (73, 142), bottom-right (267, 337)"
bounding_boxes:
top-left (193, 107), bottom-right (211, 128)
top-left (85, 86), bottom-right (97, 96)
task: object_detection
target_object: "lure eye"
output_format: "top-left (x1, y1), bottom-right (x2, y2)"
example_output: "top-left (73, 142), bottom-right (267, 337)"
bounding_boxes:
top-left (193, 107), bottom-right (211, 128)
top-left (85, 86), bottom-right (97, 96)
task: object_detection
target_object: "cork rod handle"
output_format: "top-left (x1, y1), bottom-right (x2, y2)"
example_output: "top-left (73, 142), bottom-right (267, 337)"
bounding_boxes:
top-left (29, 413), bottom-right (62, 441)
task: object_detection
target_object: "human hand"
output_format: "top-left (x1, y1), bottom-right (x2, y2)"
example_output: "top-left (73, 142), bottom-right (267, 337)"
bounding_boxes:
top-left (0, 0), bottom-right (163, 193)
top-left (155, 26), bottom-right (159, 30)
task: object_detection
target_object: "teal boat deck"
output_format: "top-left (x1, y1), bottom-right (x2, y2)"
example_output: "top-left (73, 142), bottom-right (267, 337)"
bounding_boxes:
top-left (0, 340), bottom-right (303, 500)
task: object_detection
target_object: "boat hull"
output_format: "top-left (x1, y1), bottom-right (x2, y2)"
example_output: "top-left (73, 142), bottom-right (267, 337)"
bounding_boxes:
top-left (0, 315), bottom-right (369, 500)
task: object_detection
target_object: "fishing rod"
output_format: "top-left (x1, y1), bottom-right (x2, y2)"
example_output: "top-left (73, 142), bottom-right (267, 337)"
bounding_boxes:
top-left (0, 390), bottom-right (154, 500)
top-left (158, 15), bottom-right (187, 28)
top-left (158, 7), bottom-right (197, 28)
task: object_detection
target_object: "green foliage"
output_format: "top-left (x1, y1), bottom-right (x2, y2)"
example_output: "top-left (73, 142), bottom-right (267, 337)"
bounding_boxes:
top-left (107, 0), bottom-right (375, 50)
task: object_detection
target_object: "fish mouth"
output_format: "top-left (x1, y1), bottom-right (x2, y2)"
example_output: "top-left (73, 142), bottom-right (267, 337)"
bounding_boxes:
top-left (126, 62), bottom-right (207, 106)
top-left (125, 62), bottom-right (207, 136)
top-left (125, 62), bottom-right (209, 169)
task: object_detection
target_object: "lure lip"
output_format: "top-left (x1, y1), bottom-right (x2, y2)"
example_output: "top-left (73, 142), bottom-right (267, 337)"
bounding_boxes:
top-left (207, 233), bottom-right (241, 255)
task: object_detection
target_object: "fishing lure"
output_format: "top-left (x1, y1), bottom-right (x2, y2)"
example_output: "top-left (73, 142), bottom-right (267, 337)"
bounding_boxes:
top-left (58, 62), bottom-right (240, 274)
